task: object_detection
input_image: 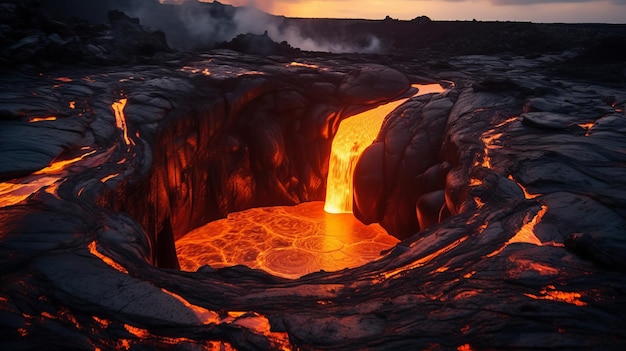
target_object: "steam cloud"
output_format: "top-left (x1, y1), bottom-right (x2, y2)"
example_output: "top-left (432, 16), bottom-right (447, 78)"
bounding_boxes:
top-left (38, 0), bottom-right (381, 53)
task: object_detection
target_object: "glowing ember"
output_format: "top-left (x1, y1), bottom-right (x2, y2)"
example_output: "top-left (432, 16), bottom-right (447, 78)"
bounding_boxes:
top-left (176, 201), bottom-right (398, 279)
top-left (457, 344), bottom-right (476, 351)
top-left (54, 77), bottom-right (72, 83)
top-left (112, 98), bottom-right (134, 148)
top-left (69, 101), bottom-right (76, 109)
top-left (324, 84), bottom-right (444, 214)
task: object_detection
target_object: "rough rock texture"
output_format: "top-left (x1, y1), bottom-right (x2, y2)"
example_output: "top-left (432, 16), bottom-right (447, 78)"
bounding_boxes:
top-left (354, 92), bottom-right (453, 238)
top-left (2, 8), bottom-right (626, 351)
top-left (0, 1), bottom-right (174, 67)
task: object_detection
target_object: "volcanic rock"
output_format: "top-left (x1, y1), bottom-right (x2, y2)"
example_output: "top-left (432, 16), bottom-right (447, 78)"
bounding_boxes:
top-left (338, 65), bottom-right (410, 104)
top-left (1, 6), bottom-right (626, 351)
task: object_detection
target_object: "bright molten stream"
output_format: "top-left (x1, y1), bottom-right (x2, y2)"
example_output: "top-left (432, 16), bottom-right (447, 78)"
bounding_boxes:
top-left (324, 83), bottom-right (444, 213)
top-left (176, 202), bottom-right (398, 279)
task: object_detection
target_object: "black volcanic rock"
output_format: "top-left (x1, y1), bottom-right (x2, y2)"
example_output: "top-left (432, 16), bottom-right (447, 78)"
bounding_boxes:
top-left (338, 65), bottom-right (410, 104)
top-left (215, 31), bottom-right (300, 56)
top-left (107, 10), bottom-right (170, 57)
top-left (0, 1), bottom-right (173, 67)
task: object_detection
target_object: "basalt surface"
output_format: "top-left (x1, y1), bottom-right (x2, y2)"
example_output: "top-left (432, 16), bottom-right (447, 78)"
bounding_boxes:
top-left (2, 6), bottom-right (626, 351)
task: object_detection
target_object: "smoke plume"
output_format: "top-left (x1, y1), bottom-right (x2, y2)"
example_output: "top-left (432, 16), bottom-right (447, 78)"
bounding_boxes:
top-left (37, 0), bottom-right (381, 53)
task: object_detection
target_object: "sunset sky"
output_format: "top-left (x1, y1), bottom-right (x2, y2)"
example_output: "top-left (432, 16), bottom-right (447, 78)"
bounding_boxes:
top-left (206, 0), bottom-right (626, 23)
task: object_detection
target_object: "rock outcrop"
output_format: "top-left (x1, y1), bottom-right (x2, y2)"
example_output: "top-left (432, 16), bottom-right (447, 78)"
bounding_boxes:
top-left (0, 1), bottom-right (173, 67)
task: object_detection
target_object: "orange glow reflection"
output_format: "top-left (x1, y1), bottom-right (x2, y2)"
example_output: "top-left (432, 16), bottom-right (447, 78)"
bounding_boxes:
top-left (54, 77), bottom-right (72, 83)
top-left (100, 173), bottom-right (120, 183)
top-left (324, 84), bottom-right (444, 213)
top-left (485, 205), bottom-right (550, 258)
top-left (382, 235), bottom-right (469, 279)
top-left (176, 201), bottom-right (398, 279)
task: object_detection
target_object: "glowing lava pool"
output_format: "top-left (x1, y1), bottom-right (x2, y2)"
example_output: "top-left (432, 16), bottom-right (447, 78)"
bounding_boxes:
top-left (176, 201), bottom-right (398, 279)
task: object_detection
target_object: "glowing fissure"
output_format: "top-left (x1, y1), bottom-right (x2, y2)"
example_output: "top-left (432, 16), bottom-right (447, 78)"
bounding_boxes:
top-left (88, 241), bottom-right (128, 273)
top-left (28, 116), bottom-right (57, 122)
top-left (324, 84), bottom-right (444, 214)
top-left (112, 98), bottom-right (134, 148)
top-left (524, 285), bottom-right (587, 306)
top-left (485, 205), bottom-right (553, 258)
top-left (508, 205), bottom-right (548, 245)
top-left (476, 117), bottom-right (516, 169)
top-left (508, 174), bottom-right (540, 199)
top-left (100, 173), bottom-right (120, 183)
top-left (381, 236), bottom-right (469, 280)
top-left (0, 150), bottom-right (97, 207)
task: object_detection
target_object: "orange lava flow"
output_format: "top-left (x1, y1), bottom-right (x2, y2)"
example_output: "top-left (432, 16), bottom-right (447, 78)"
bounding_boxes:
top-left (100, 173), bottom-right (120, 183)
top-left (176, 201), bottom-right (398, 279)
top-left (324, 83), bottom-right (444, 213)
top-left (0, 150), bottom-right (97, 207)
top-left (112, 98), bottom-right (134, 148)
top-left (485, 205), bottom-right (549, 258)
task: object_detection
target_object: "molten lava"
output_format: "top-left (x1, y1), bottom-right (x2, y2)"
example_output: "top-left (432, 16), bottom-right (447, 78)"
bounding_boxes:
top-left (176, 84), bottom-right (446, 278)
top-left (324, 83), bottom-right (444, 213)
top-left (0, 150), bottom-right (97, 207)
top-left (112, 98), bottom-right (134, 148)
top-left (176, 202), bottom-right (398, 279)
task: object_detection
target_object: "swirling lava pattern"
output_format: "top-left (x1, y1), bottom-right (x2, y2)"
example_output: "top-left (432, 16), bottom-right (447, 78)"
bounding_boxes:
top-left (176, 201), bottom-right (398, 279)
